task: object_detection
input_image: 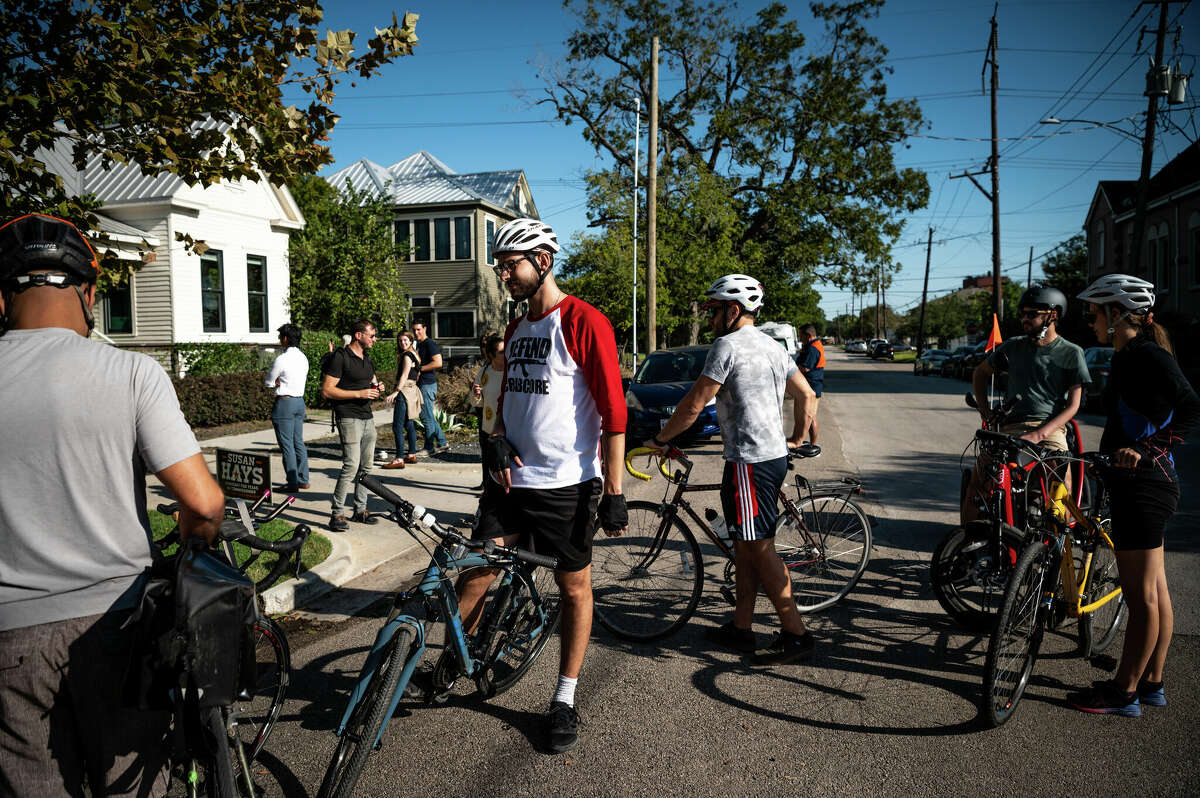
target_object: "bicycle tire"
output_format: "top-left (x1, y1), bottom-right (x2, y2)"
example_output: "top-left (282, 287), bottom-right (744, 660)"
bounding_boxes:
top-left (233, 616), bottom-right (290, 766)
top-left (479, 565), bottom-right (562, 697)
top-left (775, 493), bottom-right (872, 612)
top-left (931, 520), bottom-right (1026, 631)
top-left (982, 539), bottom-right (1052, 727)
top-left (317, 628), bottom-right (414, 798)
top-left (204, 706), bottom-right (238, 798)
top-left (591, 500), bottom-right (704, 641)
top-left (1078, 527), bottom-right (1127, 657)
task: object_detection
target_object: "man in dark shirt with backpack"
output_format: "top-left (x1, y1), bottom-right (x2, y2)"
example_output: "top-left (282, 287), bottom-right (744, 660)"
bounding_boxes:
top-left (321, 319), bottom-right (383, 531)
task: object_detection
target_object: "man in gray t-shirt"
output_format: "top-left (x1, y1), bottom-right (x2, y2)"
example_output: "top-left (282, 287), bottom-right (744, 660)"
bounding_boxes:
top-left (0, 214), bottom-right (225, 796)
top-left (645, 274), bottom-right (817, 666)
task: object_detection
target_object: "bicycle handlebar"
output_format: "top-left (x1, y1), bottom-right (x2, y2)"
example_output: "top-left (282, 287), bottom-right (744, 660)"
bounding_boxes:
top-left (357, 474), bottom-right (558, 570)
top-left (624, 446), bottom-right (680, 481)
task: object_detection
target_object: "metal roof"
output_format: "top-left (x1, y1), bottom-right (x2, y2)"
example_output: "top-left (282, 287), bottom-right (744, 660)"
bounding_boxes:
top-left (93, 213), bottom-right (158, 243)
top-left (325, 151), bottom-right (527, 214)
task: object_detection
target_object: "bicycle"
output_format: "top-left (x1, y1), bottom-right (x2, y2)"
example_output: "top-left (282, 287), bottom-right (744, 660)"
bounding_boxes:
top-left (931, 392), bottom-right (1087, 630)
top-left (981, 436), bottom-right (1126, 727)
top-left (156, 491), bottom-right (310, 795)
top-left (317, 474), bottom-right (559, 798)
top-left (591, 445), bottom-right (872, 642)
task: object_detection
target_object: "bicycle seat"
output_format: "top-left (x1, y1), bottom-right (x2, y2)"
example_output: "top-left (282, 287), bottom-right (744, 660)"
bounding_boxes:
top-left (217, 517), bottom-right (250, 542)
top-left (792, 443), bottom-right (821, 459)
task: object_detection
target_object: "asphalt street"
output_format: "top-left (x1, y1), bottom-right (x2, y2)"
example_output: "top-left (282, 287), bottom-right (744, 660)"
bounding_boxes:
top-left (248, 349), bottom-right (1199, 797)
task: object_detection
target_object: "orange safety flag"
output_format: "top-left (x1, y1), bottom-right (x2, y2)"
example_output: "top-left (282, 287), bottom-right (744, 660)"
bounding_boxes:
top-left (985, 313), bottom-right (1003, 351)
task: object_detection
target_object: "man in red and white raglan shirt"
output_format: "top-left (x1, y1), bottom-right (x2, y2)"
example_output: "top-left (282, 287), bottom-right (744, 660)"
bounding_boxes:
top-left (457, 217), bottom-right (627, 754)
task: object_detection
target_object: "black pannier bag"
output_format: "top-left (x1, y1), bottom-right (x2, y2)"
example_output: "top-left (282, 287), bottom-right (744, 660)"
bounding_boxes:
top-left (124, 538), bottom-right (258, 710)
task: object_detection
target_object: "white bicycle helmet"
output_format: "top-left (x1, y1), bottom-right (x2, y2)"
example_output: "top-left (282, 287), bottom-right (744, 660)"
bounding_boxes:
top-left (1077, 273), bottom-right (1155, 314)
top-left (493, 217), bottom-right (560, 255)
top-left (704, 273), bottom-right (764, 312)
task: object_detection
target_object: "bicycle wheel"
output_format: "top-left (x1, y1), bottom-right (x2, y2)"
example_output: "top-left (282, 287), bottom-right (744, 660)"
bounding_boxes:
top-left (232, 617), bottom-right (290, 766)
top-left (203, 706), bottom-right (237, 798)
top-left (317, 627), bottom-right (414, 798)
top-left (478, 566), bottom-right (562, 697)
top-left (982, 539), bottom-right (1053, 727)
top-left (931, 520), bottom-right (1026, 631)
top-left (591, 500), bottom-right (704, 641)
top-left (1078, 527), bottom-right (1127, 657)
top-left (775, 494), bottom-right (872, 612)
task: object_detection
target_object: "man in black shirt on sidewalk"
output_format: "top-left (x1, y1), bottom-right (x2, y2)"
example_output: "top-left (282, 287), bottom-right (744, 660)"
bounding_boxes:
top-left (322, 319), bottom-right (382, 530)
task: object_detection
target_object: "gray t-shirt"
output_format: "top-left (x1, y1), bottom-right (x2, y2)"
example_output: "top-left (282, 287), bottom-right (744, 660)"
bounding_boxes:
top-left (701, 325), bottom-right (799, 463)
top-left (987, 335), bottom-right (1091, 424)
top-left (0, 328), bottom-right (200, 631)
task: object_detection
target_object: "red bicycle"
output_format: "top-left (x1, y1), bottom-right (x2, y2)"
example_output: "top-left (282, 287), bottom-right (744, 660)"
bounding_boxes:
top-left (930, 393), bottom-right (1086, 630)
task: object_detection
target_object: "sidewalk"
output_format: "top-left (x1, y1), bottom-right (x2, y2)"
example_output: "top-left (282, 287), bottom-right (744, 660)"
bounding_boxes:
top-left (145, 408), bottom-right (484, 614)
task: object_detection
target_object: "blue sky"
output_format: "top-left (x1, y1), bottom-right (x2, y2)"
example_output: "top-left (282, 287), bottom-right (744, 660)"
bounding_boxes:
top-left (302, 0), bottom-right (1199, 319)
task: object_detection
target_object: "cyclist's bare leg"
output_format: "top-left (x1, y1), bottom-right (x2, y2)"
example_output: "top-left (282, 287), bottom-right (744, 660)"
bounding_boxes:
top-left (961, 463), bottom-right (987, 525)
top-left (732, 546), bottom-right (760, 629)
top-left (734, 540), bottom-right (806, 636)
top-left (555, 566), bottom-right (592, 679)
top-left (1114, 546), bottom-right (1170, 692)
top-left (455, 534), bottom-right (517, 633)
top-left (806, 397), bottom-right (820, 445)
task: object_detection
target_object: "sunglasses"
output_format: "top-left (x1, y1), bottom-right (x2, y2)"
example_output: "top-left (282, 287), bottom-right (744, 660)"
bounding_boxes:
top-left (1083, 311), bottom-right (1099, 324)
top-left (1018, 309), bottom-right (1048, 319)
top-left (493, 255), bottom-right (531, 277)
top-left (705, 305), bottom-right (724, 319)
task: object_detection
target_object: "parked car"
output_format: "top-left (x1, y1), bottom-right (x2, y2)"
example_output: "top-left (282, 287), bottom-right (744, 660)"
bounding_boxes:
top-left (757, 321), bottom-right (799, 360)
top-left (940, 345), bottom-right (974, 377)
top-left (958, 340), bottom-right (989, 379)
top-left (869, 341), bottom-right (894, 360)
top-left (914, 348), bottom-right (949, 376)
top-left (845, 339), bottom-right (868, 354)
top-left (624, 346), bottom-right (720, 443)
top-left (1084, 346), bottom-right (1114, 409)
top-left (891, 343), bottom-right (914, 352)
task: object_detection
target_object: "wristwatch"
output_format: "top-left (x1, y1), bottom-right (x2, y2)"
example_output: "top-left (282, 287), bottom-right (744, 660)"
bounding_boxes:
top-left (652, 434), bottom-right (668, 447)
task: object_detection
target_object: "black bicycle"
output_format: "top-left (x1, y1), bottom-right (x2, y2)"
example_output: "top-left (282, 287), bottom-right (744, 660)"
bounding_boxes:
top-left (156, 492), bottom-right (310, 796)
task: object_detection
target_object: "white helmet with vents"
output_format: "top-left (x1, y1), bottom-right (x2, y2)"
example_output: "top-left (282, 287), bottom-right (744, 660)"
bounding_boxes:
top-left (493, 217), bottom-right (560, 254)
top-left (1077, 273), bottom-right (1156, 313)
top-left (704, 273), bottom-right (765, 312)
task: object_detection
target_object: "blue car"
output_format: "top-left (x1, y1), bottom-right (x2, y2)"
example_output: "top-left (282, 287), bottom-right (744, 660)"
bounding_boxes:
top-left (625, 346), bottom-right (720, 444)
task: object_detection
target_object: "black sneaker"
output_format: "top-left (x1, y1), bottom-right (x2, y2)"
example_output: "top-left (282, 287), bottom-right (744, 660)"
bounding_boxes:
top-left (351, 510), bottom-right (378, 525)
top-left (545, 701), bottom-right (579, 753)
top-left (1068, 680), bottom-right (1141, 717)
top-left (752, 630), bottom-right (814, 665)
top-left (329, 514), bottom-right (349, 532)
top-left (705, 621), bottom-right (756, 653)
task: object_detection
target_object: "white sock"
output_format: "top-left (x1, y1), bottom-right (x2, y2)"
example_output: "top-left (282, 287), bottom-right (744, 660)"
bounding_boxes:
top-left (552, 674), bottom-right (578, 707)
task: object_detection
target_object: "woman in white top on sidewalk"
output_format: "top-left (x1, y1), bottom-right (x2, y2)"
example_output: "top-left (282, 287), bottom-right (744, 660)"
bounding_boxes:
top-left (470, 333), bottom-right (506, 489)
top-left (265, 323), bottom-right (310, 491)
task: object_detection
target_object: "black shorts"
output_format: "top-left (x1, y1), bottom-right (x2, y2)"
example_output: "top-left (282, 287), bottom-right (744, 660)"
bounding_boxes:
top-left (473, 477), bottom-right (601, 572)
top-left (720, 457), bottom-right (787, 541)
top-left (1107, 477), bottom-right (1179, 551)
top-left (808, 379), bottom-right (824, 398)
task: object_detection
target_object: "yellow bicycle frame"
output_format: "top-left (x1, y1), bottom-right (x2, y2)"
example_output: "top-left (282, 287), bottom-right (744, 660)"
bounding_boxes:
top-left (1047, 479), bottom-right (1123, 617)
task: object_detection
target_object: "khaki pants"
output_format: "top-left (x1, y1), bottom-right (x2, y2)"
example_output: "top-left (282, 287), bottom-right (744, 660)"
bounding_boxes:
top-left (1000, 420), bottom-right (1068, 451)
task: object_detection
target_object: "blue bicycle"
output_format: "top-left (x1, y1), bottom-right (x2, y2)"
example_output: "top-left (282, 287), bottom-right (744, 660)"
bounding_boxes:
top-left (317, 475), bottom-right (560, 798)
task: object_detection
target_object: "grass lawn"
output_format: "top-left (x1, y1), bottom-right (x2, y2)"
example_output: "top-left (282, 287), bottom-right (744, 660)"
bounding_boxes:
top-left (892, 350), bottom-right (916, 362)
top-left (149, 511), bottom-right (332, 590)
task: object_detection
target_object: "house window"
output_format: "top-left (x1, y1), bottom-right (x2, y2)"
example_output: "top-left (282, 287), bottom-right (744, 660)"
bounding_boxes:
top-left (1094, 223), bottom-right (1105, 272)
top-left (410, 295), bottom-right (432, 331)
top-left (413, 219), bottom-right (430, 261)
top-left (454, 216), bottom-right (472, 260)
top-left (104, 281), bottom-right (133, 334)
top-left (200, 250), bottom-right (225, 332)
top-left (1189, 213), bottom-right (1200, 286)
top-left (394, 220), bottom-right (410, 257)
top-left (486, 219), bottom-right (496, 264)
top-left (434, 218), bottom-right (450, 260)
top-left (247, 254), bottom-right (268, 332)
top-left (437, 310), bottom-right (474, 338)
top-left (1148, 223), bottom-right (1170, 293)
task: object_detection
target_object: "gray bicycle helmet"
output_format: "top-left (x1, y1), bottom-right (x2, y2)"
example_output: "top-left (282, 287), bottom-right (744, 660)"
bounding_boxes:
top-left (1018, 284), bottom-right (1068, 317)
top-left (1077, 273), bottom-right (1155, 314)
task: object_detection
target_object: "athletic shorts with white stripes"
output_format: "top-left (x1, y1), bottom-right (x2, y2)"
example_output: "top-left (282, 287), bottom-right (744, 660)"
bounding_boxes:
top-left (719, 456), bottom-right (787, 541)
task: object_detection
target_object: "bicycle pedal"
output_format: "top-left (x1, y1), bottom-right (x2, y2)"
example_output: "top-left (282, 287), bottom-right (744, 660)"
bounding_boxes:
top-left (719, 585), bottom-right (736, 607)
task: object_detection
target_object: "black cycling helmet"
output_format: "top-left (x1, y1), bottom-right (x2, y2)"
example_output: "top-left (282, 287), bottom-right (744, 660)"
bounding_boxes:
top-left (1018, 284), bottom-right (1067, 317)
top-left (0, 213), bottom-right (100, 288)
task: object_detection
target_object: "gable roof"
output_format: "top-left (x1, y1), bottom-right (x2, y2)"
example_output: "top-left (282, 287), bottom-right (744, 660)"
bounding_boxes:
top-left (325, 151), bottom-right (531, 216)
top-left (35, 123), bottom-right (305, 227)
top-left (1089, 140), bottom-right (1200, 221)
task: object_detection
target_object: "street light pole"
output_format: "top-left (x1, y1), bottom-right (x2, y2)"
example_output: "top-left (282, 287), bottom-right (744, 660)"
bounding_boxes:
top-left (632, 96), bottom-right (640, 369)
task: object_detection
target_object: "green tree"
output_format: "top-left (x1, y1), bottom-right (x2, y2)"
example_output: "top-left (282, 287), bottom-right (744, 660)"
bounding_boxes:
top-left (540, 0), bottom-right (928, 335)
top-left (287, 175), bottom-right (408, 334)
top-left (1039, 234), bottom-right (1090, 343)
top-left (898, 293), bottom-right (968, 348)
top-left (965, 279), bottom-right (1024, 338)
top-left (1, 1), bottom-right (418, 289)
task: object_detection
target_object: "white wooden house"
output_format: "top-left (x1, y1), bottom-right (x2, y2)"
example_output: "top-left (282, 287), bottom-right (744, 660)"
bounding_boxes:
top-left (38, 135), bottom-right (305, 366)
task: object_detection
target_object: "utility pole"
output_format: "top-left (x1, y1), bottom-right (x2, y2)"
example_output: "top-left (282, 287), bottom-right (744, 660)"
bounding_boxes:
top-left (646, 36), bottom-right (659, 353)
top-left (917, 227), bottom-right (933, 356)
top-left (882, 277), bottom-right (887, 338)
top-left (1026, 245), bottom-right (1033, 287)
top-left (874, 268), bottom-right (881, 339)
top-left (1130, 1), bottom-right (1181, 273)
top-left (951, 6), bottom-right (1003, 321)
top-left (632, 96), bottom-right (640, 368)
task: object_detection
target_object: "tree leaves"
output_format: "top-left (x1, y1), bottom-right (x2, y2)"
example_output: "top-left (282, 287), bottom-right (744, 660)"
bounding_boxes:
top-left (1, 0), bottom-right (419, 288)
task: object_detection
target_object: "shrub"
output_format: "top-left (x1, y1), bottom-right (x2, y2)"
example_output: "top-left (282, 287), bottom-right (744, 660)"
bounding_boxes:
top-left (176, 342), bottom-right (259, 377)
top-left (172, 371), bottom-right (276, 428)
top-left (437, 362), bottom-right (481, 415)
